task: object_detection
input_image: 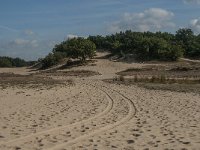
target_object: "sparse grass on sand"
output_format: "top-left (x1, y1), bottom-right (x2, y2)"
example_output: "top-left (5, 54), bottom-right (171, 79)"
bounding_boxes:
top-left (117, 61), bottom-right (200, 79)
top-left (108, 61), bottom-right (200, 93)
top-left (40, 70), bottom-right (101, 77)
top-left (0, 73), bottom-right (73, 89)
top-left (106, 75), bottom-right (200, 93)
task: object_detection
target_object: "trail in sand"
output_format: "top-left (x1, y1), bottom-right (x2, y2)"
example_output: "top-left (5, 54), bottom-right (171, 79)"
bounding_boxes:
top-left (0, 52), bottom-right (199, 150)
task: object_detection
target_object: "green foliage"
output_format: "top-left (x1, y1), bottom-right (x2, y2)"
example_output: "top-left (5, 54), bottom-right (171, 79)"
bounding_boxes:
top-left (65, 38), bottom-right (96, 61)
top-left (41, 28), bottom-right (199, 69)
top-left (0, 57), bottom-right (12, 67)
top-left (41, 53), bottom-right (58, 69)
top-left (0, 56), bottom-right (31, 68)
top-left (175, 28), bottom-right (200, 58)
top-left (41, 52), bottom-right (66, 69)
top-left (53, 37), bottom-right (96, 62)
top-left (41, 37), bottom-right (96, 69)
top-left (12, 58), bottom-right (27, 67)
top-left (89, 28), bottom-right (199, 61)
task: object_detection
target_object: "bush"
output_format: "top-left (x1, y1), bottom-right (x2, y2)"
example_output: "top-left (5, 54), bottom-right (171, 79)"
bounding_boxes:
top-left (41, 38), bottom-right (97, 69)
top-left (0, 56), bottom-right (31, 68)
top-left (41, 53), bottom-right (57, 69)
top-left (64, 38), bottom-right (96, 61)
top-left (0, 57), bottom-right (12, 67)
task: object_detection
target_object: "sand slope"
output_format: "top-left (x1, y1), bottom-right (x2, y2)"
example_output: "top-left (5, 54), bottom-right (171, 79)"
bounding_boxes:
top-left (0, 52), bottom-right (199, 150)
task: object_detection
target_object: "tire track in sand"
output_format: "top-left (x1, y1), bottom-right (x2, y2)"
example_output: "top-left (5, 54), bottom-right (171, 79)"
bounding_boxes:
top-left (0, 84), bottom-right (114, 147)
top-left (45, 82), bottom-right (136, 150)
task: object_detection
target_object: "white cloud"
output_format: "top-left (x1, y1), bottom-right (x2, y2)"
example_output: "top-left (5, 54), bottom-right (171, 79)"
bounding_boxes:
top-left (108, 8), bottom-right (175, 33)
top-left (24, 30), bottom-right (34, 36)
top-left (0, 38), bottom-right (55, 60)
top-left (66, 34), bottom-right (78, 39)
top-left (190, 18), bottom-right (200, 33)
top-left (183, 0), bottom-right (200, 4)
top-left (30, 40), bottom-right (39, 47)
top-left (0, 27), bottom-right (58, 60)
top-left (9, 38), bottom-right (40, 48)
top-left (0, 25), bottom-right (19, 32)
top-left (13, 39), bottom-right (30, 45)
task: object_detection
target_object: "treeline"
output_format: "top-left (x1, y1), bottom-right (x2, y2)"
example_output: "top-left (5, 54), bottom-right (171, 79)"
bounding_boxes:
top-left (40, 28), bottom-right (200, 69)
top-left (88, 28), bottom-right (200, 61)
top-left (0, 56), bottom-right (35, 67)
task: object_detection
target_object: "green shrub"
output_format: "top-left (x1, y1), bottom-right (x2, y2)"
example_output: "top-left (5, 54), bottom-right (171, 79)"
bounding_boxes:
top-left (0, 56), bottom-right (31, 67)
top-left (0, 57), bottom-right (12, 67)
top-left (41, 53), bottom-right (57, 69)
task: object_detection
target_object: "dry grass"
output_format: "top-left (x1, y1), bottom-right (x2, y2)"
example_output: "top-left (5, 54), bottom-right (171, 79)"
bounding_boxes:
top-left (111, 75), bottom-right (200, 84)
top-left (0, 73), bottom-right (73, 89)
top-left (40, 70), bottom-right (101, 77)
top-left (106, 76), bottom-right (200, 93)
top-left (139, 83), bottom-right (200, 94)
top-left (117, 61), bottom-right (200, 79)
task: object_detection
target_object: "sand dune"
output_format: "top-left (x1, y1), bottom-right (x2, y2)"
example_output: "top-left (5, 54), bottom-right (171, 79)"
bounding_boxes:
top-left (0, 52), bottom-right (199, 150)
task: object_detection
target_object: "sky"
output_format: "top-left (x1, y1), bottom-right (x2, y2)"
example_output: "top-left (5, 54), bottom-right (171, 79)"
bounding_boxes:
top-left (0, 0), bottom-right (200, 60)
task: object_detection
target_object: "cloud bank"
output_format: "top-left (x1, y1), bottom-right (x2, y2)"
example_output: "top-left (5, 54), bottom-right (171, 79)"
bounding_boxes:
top-left (190, 18), bottom-right (200, 33)
top-left (183, 0), bottom-right (200, 4)
top-left (66, 34), bottom-right (78, 39)
top-left (0, 27), bottom-right (58, 60)
top-left (108, 8), bottom-right (175, 33)
top-left (0, 37), bottom-right (56, 60)
top-left (0, 25), bottom-right (19, 33)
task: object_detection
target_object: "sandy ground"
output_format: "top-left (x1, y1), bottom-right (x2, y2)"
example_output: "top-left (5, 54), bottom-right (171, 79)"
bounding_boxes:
top-left (0, 52), bottom-right (200, 150)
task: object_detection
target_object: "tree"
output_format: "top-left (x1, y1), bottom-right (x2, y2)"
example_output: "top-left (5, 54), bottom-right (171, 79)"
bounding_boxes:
top-left (0, 56), bottom-right (32, 68)
top-left (41, 28), bottom-right (198, 69)
top-left (41, 53), bottom-right (57, 69)
top-left (88, 35), bottom-right (105, 49)
top-left (12, 58), bottom-right (27, 67)
top-left (88, 29), bottom-right (194, 60)
top-left (175, 28), bottom-right (195, 57)
top-left (41, 38), bottom-right (96, 69)
top-left (0, 57), bottom-right (12, 67)
top-left (54, 38), bottom-right (96, 62)
top-left (175, 28), bottom-right (194, 42)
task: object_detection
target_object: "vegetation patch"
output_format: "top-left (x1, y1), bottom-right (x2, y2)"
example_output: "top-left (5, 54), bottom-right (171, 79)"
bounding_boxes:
top-left (0, 56), bottom-right (35, 68)
top-left (58, 59), bottom-right (97, 70)
top-left (111, 75), bottom-right (200, 84)
top-left (89, 28), bottom-right (200, 61)
top-left (40, 38), bottom-right (96, 69)
top-left (117, 62), bottom-right (200, 79)
top-left (40, 70), bottom-right (101, 77)
top-left (105, 76), bottom-right (200, 93)
top-left (139, 83), bottom-right (200, 94)
top-left (0, 73), bottom-right (73, 89)
top-left (107, 57), bottom-right (200, 93)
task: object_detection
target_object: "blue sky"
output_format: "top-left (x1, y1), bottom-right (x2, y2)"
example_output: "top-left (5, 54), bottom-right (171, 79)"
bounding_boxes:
top-left (0, 0), bottom-right (200, 60)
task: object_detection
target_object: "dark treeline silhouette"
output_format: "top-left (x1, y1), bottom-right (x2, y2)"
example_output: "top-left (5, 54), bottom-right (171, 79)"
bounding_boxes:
top-left (88, 28), bottom-right (200, 61)
top-left (0, 56), bottom-right (35, 67)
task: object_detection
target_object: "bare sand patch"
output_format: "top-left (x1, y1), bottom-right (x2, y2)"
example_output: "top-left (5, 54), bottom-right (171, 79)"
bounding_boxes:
top-left (0, 52), bottom-right (199, 150)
